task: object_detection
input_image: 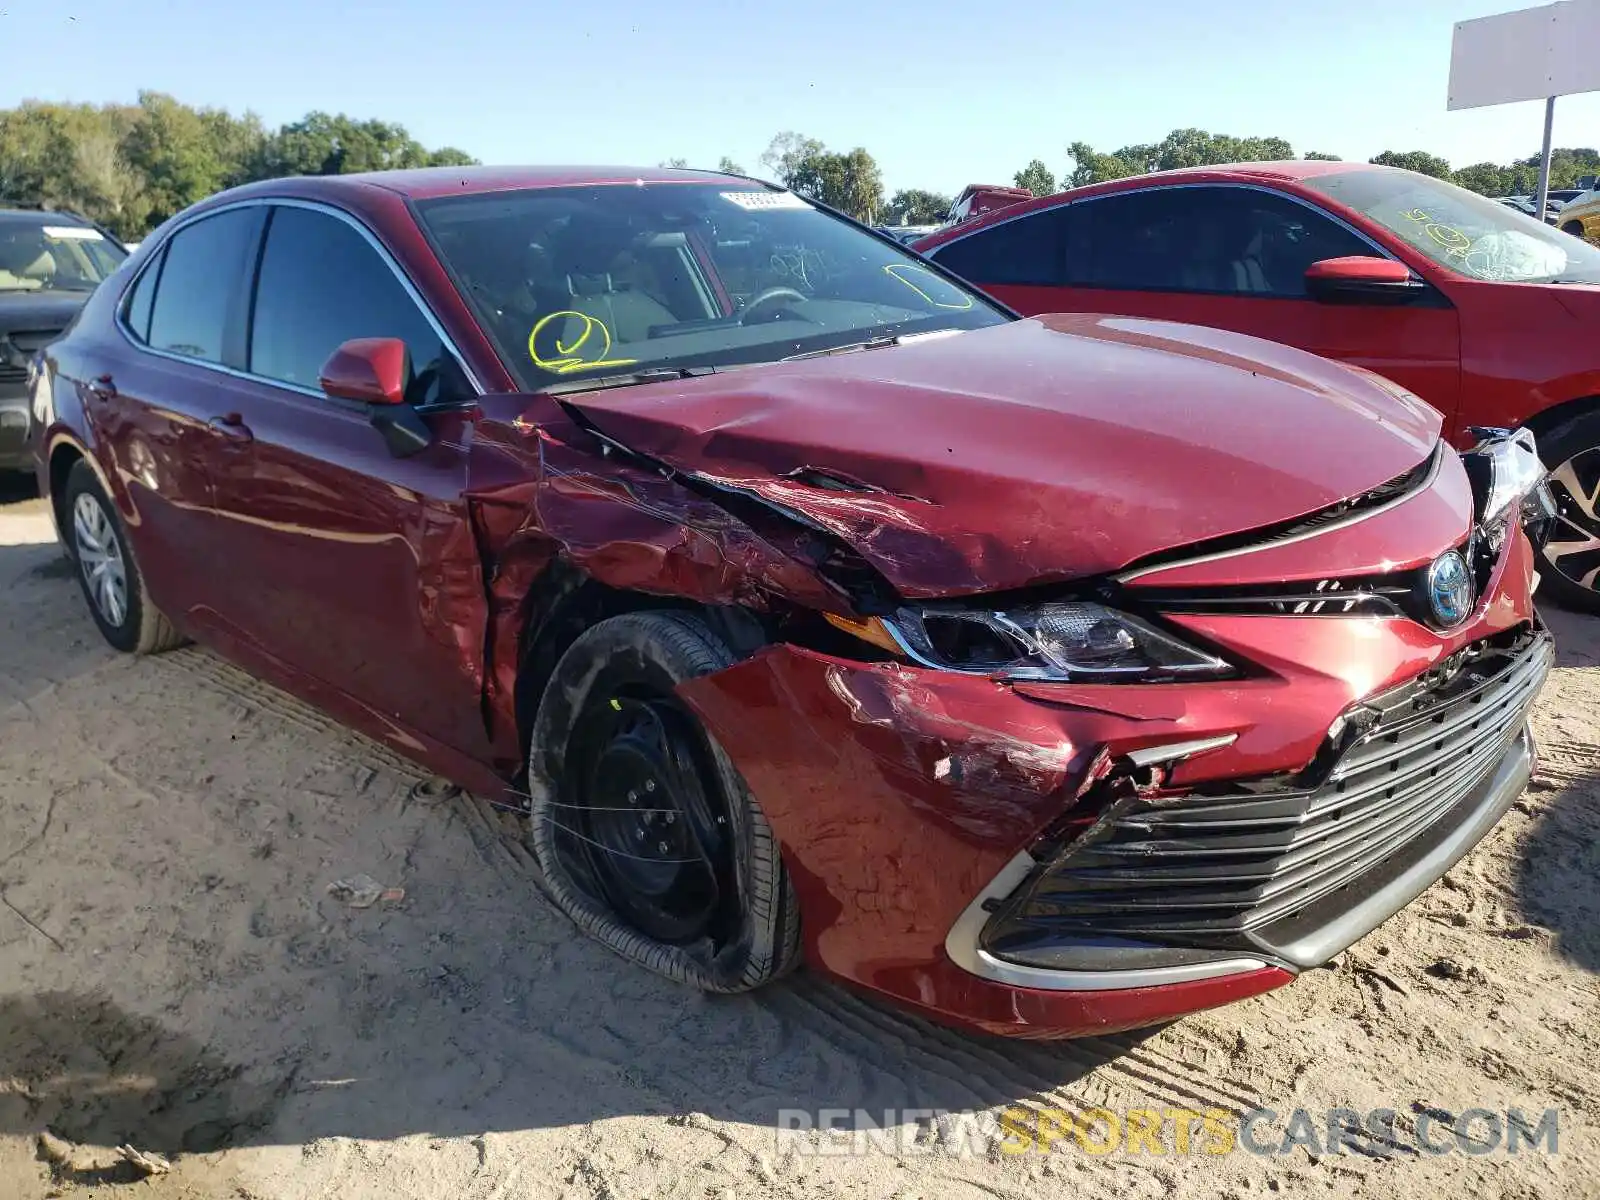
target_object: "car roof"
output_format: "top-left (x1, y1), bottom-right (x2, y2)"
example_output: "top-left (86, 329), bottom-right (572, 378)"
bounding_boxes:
top-left (214, 165), bottom-right (776, 205)
top-left (0, 205), bottom-right (92, 222)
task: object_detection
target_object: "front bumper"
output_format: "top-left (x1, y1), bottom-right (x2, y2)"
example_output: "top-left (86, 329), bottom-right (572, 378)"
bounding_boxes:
top-left (676, 532), bottom-right (1546, 1039)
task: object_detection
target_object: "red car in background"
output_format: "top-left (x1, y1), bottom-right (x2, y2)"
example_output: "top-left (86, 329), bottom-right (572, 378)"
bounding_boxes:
top-left (30, 166), bottom-right (1553, 1038)
top-left (915, 161), bottom-right (1600, 612)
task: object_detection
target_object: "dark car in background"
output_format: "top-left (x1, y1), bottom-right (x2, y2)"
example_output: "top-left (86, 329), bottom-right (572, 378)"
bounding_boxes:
top-left (0, 206), bottom-right (127, 474)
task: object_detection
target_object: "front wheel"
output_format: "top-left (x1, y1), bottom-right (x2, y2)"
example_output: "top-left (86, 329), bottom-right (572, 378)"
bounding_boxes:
top-left (1533, 409), bottom-right (1600, 614)
top-left (62, 460), bottom-right (185, 653)
top-left (523, 610), bottom-right (801, 993)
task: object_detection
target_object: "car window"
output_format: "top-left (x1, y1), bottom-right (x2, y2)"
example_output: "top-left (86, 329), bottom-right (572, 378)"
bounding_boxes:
top-left (0, 214), bottom-right (126, 293)
top-left (147, 208), bottom-right (262, 363)
top-left (1070, 186), bottom-right (1373, 297)
top-left (1302, 169), bottom-right (1600, 285)
top-left (929, 206), bottom-right (1072, 286)
top-left (415, 184), bottom-right (1007, 391)
top-left (249, 206), bottom-right (454, 402)
top-left (122, 247), bottom-right (162, 343)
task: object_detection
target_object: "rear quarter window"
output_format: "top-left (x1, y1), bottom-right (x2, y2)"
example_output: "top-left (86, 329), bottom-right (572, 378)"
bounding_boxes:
top-left (146, 208), bottom-right (263, 364)
top-left (930, 206), bottom-right (1072, 287)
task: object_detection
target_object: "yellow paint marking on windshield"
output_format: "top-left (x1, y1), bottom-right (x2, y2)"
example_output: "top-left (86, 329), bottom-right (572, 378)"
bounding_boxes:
top-left (1399, 208), bottom-right (1472, 257)
top-left (527, 311), bottom-right (639, 374)
top-left (883, 263), bottom-right (974, 310)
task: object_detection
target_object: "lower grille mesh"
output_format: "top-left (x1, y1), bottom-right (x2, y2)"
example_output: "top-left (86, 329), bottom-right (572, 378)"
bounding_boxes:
top-left (985, 629), bottom-right (1551, 955)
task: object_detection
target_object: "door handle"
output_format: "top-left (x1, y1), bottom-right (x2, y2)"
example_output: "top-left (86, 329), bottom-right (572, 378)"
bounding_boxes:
top-left (208, 413), bottom-right (254, 443)
top-left (87, 374), bottom-right (116, 401)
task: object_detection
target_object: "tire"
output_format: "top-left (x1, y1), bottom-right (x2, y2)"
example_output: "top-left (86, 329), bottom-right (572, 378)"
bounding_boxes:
top-left (62, 460), bottom-right (185, 654)
top-left (1532, 408), bottom-right (1600, 615)
top-left (1562, 221), bottom-right (1585, 237)
top-left (523, 610), bottom-right (801, 993)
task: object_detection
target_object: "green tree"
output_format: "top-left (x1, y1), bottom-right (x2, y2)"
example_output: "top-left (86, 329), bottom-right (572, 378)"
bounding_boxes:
top-left (1452, 162), bottom-right (1512, 196)
top-left (760, 131), bottom-right (826, 188)
top-left (717, 156), bottom-right (746, 175)
top-left (257, 112), bottom-right (475, 179)
top-left (1065, 140), bottom-right (1138, 187)
top-left (788, 146), bottom-right (883, 222)
top-left (887, 188), bottom-right (951, 223)
top-left (659, 157), bottom-right (689, 168)
top-left (1013, 159), bottom-right (1056, 197)
top-left (1369, 150), bottom-right (1453, 179)
top-left (1304, 151), bottom-right (1342, 161)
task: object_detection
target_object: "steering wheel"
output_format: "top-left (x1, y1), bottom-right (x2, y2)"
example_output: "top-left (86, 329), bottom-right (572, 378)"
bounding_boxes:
top-left (739, 286), bottom-right (809, 325)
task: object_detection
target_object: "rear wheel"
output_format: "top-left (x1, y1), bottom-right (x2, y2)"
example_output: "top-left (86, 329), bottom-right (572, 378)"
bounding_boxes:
top-left (1562, 220), bottom-right (1586, 238)
top-left (62, 460), bottom-right (184, 654)
top-left (1534, 409), bottom-right (1600, 614)
top-left (523, 610), bottom-right (801, 992)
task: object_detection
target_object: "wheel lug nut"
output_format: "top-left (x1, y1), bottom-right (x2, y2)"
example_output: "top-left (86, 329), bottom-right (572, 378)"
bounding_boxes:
top-left (664, 812), bottom-right (675, 824)
top-left (627, 790), bottom-right (638, 804)
top-left (636, 828), bottom-right (646, 841)
top-left (658, 841), bottom-right (668, 853)
top-left (645, 779), bottom-right (656, 793)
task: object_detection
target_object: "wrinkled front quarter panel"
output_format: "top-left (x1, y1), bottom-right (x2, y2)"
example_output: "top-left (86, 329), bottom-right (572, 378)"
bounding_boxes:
top-left (466, 395), bottom-right (865, 767)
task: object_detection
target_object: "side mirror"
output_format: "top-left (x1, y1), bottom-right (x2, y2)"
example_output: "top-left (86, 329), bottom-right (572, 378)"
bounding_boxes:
top-left (1304, 256), bottom-right (1425, 306)
top-left (318, 337), bottom-right (432, 458)
top-left (319, 337), bottom-right (411, 405)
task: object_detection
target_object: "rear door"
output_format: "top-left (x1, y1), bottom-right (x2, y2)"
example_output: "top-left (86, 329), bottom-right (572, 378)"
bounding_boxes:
top-left (75, 206), bottom-right (267, 626)
top-left (197, 201), bottom-right (493, 760)
top-left (928, 184), bottom-right (1464, 422)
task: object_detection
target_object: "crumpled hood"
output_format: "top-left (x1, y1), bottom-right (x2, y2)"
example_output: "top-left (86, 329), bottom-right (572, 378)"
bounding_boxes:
top-left (565, 314), bottom-right (1442, 597)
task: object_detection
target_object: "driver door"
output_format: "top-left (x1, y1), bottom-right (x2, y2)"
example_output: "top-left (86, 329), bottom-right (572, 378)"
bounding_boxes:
top-left (199, 201), bottom-right (493, 762)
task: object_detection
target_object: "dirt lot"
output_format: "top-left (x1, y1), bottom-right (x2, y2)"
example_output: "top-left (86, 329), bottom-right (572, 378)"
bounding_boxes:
top-left (0, 476), bottom-right (1596, 1200)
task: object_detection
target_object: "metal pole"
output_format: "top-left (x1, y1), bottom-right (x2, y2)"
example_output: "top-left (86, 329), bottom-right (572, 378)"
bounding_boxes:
top-left (1534, 95), bottom-right (1556, 223)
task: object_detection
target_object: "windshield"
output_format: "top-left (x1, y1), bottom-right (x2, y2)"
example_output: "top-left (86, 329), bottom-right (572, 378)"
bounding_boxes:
top-left (1301, 169), bottom-right (1600, 285)
top-left (0, 216), bottom-right (127, 293)
top-left (414, 183), bottom-right (1009, 389)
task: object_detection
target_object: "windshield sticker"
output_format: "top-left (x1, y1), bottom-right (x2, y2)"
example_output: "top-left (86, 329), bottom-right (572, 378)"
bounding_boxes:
top-left (41, 226), bottom-right (104, 241)
top-left (720, 191), bottom-right (811, 211)
top-left (883, 263), bottom-right (975, 310)
top-left (528, 311), bottom-right (639, 375)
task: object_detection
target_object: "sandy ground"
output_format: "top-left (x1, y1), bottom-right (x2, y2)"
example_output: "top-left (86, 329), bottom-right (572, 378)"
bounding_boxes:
top-left (0, 475), bottom-right (1596, 1200)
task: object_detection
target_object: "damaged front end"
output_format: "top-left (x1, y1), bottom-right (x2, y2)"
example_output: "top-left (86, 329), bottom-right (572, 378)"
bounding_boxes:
top-left (464, 382), bottom-right (1552, 1037)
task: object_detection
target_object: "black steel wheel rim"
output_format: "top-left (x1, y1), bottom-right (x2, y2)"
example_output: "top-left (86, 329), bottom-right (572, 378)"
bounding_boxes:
top-left (561, 687), bottom-right (737, 946)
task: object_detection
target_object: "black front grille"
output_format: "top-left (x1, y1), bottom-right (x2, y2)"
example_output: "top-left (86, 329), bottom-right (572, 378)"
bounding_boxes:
top-left (983, 628), bottom-right (1551, 962)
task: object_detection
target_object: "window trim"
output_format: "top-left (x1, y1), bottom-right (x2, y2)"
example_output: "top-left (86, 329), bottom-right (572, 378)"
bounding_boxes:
top-left (927, 181), bottom-right (1427, 301)
top-left (114, 196), bottom-right (485, 404)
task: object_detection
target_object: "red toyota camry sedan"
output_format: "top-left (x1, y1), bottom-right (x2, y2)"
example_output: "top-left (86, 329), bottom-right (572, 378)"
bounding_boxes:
top-left (30, 166), bottom-right (1554, 1037)
top-left (914, 161), bottom-right (1600, 613)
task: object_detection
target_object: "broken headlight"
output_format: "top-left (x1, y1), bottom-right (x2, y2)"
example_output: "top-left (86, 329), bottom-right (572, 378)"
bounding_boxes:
top-left (1462, 427), bottom-right (1556, 549)
top-left (882, 602), bottom-right (1234, 682)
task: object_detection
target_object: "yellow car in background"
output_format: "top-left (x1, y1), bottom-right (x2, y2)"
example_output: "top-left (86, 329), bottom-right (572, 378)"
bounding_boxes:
top-left (1559, 189), bottom-right (1600, 244)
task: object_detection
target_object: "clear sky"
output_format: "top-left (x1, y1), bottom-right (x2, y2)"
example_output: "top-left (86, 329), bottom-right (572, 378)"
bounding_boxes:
top-left (5, 0), bottom-right (1599, 195)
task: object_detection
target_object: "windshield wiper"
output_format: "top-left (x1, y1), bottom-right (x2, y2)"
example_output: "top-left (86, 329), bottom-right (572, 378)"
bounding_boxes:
top-left (782, 327), bottom-right (965, 362)
top-left (534, 365), bottom-right (723, 396)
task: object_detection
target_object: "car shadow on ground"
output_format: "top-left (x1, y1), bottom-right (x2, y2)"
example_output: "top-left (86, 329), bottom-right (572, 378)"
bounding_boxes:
top-left (1516, 602), bottom-right (1600, 975)
top-left (0, 472), bottom-right (40, 505)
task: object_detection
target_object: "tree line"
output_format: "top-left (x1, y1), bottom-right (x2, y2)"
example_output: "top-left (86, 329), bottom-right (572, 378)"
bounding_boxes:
top-left (694, 128), bottom-right (1600, 226)
top-left (0, 92), bottom-right (475, 239)
top-left (4, 94), bottom-right (1597, 239)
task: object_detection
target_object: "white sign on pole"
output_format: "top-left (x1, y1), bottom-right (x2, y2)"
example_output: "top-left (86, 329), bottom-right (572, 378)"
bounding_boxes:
top-left (1447, 0), bottom-right (1600, 111)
